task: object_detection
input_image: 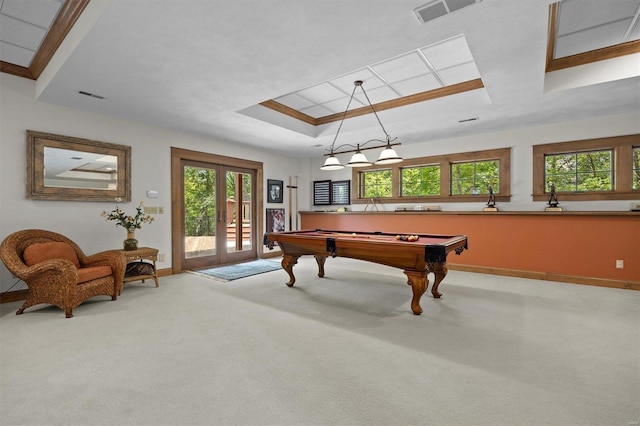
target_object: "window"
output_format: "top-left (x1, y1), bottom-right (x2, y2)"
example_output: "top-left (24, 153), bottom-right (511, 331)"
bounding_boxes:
top-left (313, 180), bottom-right (351, 205)
top-left (401, 165), bottom-right (440, 196)
top-left (351, 147), bottom-right (511, 204)
top-left (545, 150), bottom-right (612, 192)
top-left (360, 169), bottom-right (392, 198)
top-left (451, 160), bottom-right (499, 195)
top-left (533, 135), bottom-right (639, 201)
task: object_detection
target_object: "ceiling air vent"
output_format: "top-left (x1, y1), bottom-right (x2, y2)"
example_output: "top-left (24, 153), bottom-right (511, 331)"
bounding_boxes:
top-left (414, 0), bottom-right (482, 24)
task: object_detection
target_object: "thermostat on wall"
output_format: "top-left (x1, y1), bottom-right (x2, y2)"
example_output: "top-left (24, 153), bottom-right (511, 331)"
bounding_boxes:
top-left (146, 190), bottom-right (159, 198)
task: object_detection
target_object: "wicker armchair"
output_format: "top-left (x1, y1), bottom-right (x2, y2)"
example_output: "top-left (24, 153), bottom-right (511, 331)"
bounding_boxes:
top-left (0, 229), bottom-right (125, 318)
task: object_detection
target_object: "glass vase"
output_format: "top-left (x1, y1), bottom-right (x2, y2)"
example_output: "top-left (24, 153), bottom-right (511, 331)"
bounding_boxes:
top-left (123, 231), bottom-right (138, 251)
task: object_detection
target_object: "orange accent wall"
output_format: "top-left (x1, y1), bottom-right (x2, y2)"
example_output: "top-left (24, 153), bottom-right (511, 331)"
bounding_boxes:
top-left (300, 212), bottom-right (640, 285)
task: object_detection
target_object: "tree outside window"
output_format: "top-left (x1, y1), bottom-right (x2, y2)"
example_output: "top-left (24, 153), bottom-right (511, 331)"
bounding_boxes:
top-left (360, 169), bottom-right (392, 198)
top-left (544, 150), bottom-right (612, 192)
top-left (451, 160), bottom-right (499, 195)
top-left (351, 147), bottom-right (511, 203)
top-left (401, 165), bottom-right (440, 196)
top-left (532, 135), bottom-right (638, 201)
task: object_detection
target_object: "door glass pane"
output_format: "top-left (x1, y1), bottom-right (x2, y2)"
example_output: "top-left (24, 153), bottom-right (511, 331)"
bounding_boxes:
top-left (184, 165), bottom-right (217, 258)
top-left (226, 171), bottom-right (253, 253)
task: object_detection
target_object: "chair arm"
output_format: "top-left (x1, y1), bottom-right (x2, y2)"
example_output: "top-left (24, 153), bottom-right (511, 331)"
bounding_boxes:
top-left (83, 251), bottom-right (125, 268)
top-left (83, 251), bottom-right (126, 287)
top-left (18, 259), bottom-right (78, 292)
top-left (17, 259), bottom-right (77, 280)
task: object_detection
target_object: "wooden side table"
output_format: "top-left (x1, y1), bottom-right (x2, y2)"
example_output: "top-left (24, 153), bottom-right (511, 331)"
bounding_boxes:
top-left (120, 247), bottom-right (159, 292)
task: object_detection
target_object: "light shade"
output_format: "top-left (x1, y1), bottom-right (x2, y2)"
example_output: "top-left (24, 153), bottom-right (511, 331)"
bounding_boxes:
top-left (375, 146), bottom-right (403, 165)
top-left (320, 81), bottom-right (403, 171)
top-left (320, 155), bottom-right (344, 170)
top-left (347, 151), bottom-right (372, 167)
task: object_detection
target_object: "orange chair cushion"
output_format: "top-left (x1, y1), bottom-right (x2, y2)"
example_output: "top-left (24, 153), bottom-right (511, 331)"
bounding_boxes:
top-left (77, 266), bottom-right (113, 284)
top-left (23, 242), bottom-right (81, 268)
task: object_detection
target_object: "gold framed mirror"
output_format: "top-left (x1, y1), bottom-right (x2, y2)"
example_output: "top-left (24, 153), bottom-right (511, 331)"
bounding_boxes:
top-left (26, 130), bottom-right (131, 202)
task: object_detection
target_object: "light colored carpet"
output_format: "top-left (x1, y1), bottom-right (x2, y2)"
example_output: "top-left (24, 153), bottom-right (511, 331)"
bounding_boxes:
top-left (0, 257), bottom-right (638, 426)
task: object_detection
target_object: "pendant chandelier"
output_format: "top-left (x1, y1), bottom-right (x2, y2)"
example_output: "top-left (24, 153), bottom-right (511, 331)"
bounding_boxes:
top-left (321, 80), bottom-right (402, 171)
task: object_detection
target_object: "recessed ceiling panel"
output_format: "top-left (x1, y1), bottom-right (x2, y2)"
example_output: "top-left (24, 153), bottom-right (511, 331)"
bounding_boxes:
top-left (437, 62), bottom-right (480, 86)
top-left (352, 85), bottom-right (399, 105)
top-left (331, 69), bottom-right (385, 93)
top-left (0, 0), bottom-right (63, 67)
top-left (554, 0), bottom-right (640, 59)
top-left (296, 82), bottom-right (347, 104)
top-left (1, 0), bottom-right (63, 29)
top-left (420, 35), bottom-right (474, 70)
top-left (300, 104), bottom-right (334, 118)
top-left (557, 0), bottom-right (639, 36)
top-left (556, 20), bottom-right (635, 58)
top-left (371, 52), bottom-right (430, 84)
top-left (321, 96), bottom-right (365, 114)
top-left (0, 14), bottom-right (47, 50)
top-left (630, 19), bottom-right (640, 40)
top-left (254, 34), bottom-right (483, 131)
top-left (392, 74), bottom-right (442, 96)
top-left (0, 40), bottom-right (33, 67)
top-left (274, 93), bottom-right (315, 110)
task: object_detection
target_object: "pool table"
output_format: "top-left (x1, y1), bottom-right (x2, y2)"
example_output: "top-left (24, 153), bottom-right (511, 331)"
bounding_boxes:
top-left (265, 229), bottom-right (468, 315)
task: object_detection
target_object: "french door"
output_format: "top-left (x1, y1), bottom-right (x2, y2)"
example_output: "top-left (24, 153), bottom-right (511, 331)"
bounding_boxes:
top-left (171, 148), bottom-right (263, 273)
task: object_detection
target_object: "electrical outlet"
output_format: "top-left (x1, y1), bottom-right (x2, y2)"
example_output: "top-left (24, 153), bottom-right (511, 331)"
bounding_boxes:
top-left (616, 259), bottom-right (624, 269)
top-left (159, 206), bottom-right (164, 214)
top-left (158, 253), bottom-right (165, 262)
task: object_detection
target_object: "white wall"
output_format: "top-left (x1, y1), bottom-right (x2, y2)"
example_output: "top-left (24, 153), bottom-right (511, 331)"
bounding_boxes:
top-left (310, 113), bottom-right (640, 212)
top-left (0, 73), bottom-right (310, 291)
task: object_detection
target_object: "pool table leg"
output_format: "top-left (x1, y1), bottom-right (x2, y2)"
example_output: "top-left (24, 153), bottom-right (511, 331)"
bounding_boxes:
top-left (282, 255), bottom-right (299, 287)
top-left (429, 262), bottom-right (448, 298)
top-left (404, 271), bottom-right (428, 315)
top-left (314, 255), bottom-right (327, 278)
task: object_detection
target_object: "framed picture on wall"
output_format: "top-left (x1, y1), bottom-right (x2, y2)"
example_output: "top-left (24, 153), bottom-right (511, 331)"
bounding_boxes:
top-left (267, 179), bottom-right (283, 203)
top-left (266, 208), bottom-right (285, 232)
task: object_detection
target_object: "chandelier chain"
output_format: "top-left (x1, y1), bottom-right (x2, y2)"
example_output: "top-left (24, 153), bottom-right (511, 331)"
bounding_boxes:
top-left (329, 83), bottom-right (360, 151)
top-left (358, 84), bottom-right (391, 142)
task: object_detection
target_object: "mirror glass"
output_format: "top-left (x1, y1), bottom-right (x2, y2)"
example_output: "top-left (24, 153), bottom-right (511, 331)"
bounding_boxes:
top-left (44, 147), bottom-right (119, 189)
top-left (27, 131), bottom-right (131, 201)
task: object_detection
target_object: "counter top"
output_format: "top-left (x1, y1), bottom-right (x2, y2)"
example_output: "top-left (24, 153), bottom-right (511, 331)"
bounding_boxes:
top-left (301, 210), bottom-right (640, 217)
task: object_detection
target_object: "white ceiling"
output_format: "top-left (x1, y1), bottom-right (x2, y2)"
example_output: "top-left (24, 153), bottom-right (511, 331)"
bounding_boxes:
top-left (1, 0), bottom-right (639, 159)
top-left (0, 0), bottom-right (64, 67)
top-left (271, 34), bottom-right (481, 117)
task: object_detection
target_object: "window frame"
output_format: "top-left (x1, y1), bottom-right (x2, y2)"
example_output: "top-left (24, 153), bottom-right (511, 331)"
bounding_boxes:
top-left (351, 147), bottom-right (511, 204)
top-left (532, 134), bottom-right (639, 201)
